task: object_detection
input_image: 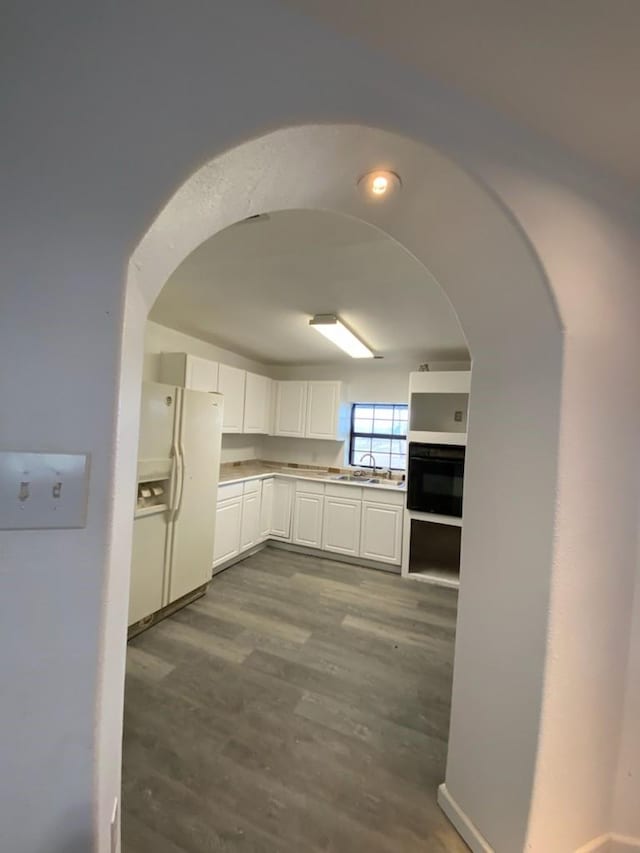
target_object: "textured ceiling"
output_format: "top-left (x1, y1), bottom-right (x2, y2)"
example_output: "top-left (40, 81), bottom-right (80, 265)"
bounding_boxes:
top-left (150, 209), bottom-right (468, 365)
top-left (278, 0), bottom-right (640, 186)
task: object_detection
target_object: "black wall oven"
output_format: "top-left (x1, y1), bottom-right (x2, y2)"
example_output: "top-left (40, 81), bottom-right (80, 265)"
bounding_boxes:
top-left (407, 442), bottom-right (465, 517)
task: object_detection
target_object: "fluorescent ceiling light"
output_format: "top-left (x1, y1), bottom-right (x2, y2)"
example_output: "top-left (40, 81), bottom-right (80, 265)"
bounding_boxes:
top-left (309, 314), bottom-right (374, 359)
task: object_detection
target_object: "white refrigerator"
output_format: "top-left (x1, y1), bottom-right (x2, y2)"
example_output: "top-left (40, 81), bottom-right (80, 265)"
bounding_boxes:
top-left (128, 381), bottom-right (223, 628)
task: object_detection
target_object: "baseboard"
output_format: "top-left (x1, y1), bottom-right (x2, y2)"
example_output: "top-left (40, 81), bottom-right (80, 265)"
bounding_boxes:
top-left (577, 835), bottom-right (640, 853)
top-left (578, 835), bottom-right (613, 853)
top-left (437, 784), bottom-right (493, 852)
top-left (268, 540), bottom-right (401, 574)
top-left (212, 542), bottom-right (267, 575)
top-left (610, 837), bottom-right (640, 853)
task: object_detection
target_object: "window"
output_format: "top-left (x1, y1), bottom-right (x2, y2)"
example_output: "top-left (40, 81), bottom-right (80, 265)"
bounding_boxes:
top-left (349, 403), bottom-right (408, 470)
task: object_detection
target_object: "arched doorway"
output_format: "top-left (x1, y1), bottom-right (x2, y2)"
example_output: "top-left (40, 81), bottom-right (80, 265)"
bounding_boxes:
top-left (102, 124), bottom-right (562, 852)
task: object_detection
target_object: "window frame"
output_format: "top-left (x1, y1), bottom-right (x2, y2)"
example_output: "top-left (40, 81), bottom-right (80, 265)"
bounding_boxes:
top-left (348, 402), bottom-right (408, 471)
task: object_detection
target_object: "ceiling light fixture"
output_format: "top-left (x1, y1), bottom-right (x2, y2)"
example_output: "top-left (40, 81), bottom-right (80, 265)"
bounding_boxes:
top-left (309, 314), bottom-right (374, 359)
top-left (357, 169), bottom-right (402, 200)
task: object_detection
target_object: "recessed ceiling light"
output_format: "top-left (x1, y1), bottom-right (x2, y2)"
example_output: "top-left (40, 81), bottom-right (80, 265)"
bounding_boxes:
top-left (357, 170), bottom-right (401, 200)
top-left (309, 314), bottom-right (374, 359)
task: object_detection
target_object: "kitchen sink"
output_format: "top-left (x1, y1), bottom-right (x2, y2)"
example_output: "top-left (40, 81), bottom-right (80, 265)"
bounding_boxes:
top-left (332, 474), bottom-right (374, 483)
top-left (331, 474), bottom-right (405, 488)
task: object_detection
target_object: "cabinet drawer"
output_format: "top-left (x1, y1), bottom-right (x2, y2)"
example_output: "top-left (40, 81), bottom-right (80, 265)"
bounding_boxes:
top-left (243, 479), bottom-right (261, 495)
top-left (362, 487), bottom-right (405, 506)
top-left (217, 481), bottom-right (244, 500)
top-left (294, 479), bottom-right (325, 495)
top-left (325, 482), bottom-right (363, 500)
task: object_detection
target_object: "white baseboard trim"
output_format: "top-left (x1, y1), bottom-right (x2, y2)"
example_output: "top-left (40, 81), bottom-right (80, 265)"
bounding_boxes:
top-left (437, 784), bottom-right (493, 852)
top-left (610, 837), bottom-right (640, 853)
top-left (578, 835), bottom-right (640, 853)
top-left (578, 835), bottom-right (613, 853)
top-left (268, 539), bottom-right (401, 573)
top-left (438, 788), bottom-right (640, 853)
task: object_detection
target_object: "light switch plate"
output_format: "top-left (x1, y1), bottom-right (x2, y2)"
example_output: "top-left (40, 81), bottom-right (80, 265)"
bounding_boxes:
top-left (0, 451), bottom-right (90, 530)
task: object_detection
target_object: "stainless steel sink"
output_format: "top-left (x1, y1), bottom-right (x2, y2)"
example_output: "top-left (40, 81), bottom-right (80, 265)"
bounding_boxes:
top-left (332, 474), bottom-right (374, 483)
top-left (331, 474), bottom-right (405, 488)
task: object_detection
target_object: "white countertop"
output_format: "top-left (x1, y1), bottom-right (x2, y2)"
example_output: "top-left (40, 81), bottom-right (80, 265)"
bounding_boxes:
top-left (219, 463), bottom-right (406, 493)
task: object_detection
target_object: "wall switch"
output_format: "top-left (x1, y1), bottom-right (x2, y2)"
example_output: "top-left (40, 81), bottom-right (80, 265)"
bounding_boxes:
top-left (0, 451), bottom-right (90, 529)
top-left (454, 411), bottom-right (463, 423)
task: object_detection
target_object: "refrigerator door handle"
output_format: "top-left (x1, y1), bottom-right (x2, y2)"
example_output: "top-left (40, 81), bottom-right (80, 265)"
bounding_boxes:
top-left (174, 438), bottom-right (186, 518)
top-left (168, 449), bottom-right (179, 516)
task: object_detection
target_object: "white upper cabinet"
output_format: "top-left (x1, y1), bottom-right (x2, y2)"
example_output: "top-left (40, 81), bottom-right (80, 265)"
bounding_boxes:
top-left (273, 380), bottom-right (343, 439)
top-left (218, 364), bottom-right (246, 433)
top-left (305, 381), bottom-right (342, 439)
top-left (274, 381), bottom-right (308, 437)
top-left (243, 372), bottom-right (272, 434)
top-left (159, 352), bottom-right (219, 392)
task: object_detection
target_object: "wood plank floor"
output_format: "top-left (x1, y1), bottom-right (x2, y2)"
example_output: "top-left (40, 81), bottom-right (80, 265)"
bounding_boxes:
top-left (122, 547), bottom-right (468, 852)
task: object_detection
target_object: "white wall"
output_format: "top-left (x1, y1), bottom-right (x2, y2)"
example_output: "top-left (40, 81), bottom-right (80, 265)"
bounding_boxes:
top-left (482, 176), bottom-right (640, 853)
top-left (614, 528), bottom-right (640, 840)
top-left (271, 359), bottom-right (469, 404)
top-left (144, 319), bottom-right (269, 379)
top-left (1, 4), bottom-right (638, 853)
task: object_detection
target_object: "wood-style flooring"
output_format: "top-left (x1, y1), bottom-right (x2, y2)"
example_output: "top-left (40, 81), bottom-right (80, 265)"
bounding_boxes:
top-left (122, 547), bottom-right (467, 852)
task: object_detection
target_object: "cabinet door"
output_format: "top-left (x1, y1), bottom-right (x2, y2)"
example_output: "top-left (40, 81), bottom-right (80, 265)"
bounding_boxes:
top-left (260, 478), bottom-right (274, 540)
top-left (189, 356), bottom-right (219, 393)
top-left (274, 381), bottom-right (307, 437)
top-left (218, 364), bottom-right (246, 433)
top-left (240, 489), bottom-right (261, 551)
top-left (243, 372), bottom-right (272, 434)
top-left (305, 381), bottom-right (341, 439)
top-left (360, 501), bottom-right (403, 565)
top-left (293, 492), bottom-right (324, 548)
top-left (212, 497), bottom-right (242, 568)
top-left (159, 352), bottom-right (218, 392)
top-left (322, 496), bottom-right (362, 556)
top-left (271, 479), bottom-right (293, 540)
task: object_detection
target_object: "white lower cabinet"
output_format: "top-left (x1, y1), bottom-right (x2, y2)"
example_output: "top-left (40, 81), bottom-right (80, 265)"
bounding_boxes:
top-left (322, 495), bottom-right (362, 556)
top-left (212, 496), bottom-right (243, 569)
top-left (360, 501), bottom-right (403, 565)
top-left (293, 490), bottom-right (324, 548)
top-left (240, 486), bottom-right (261, 551)
top-left (259, 478), bottom-right (274, 540)
top-left (214, 475), bottom-right (403, 570)
top-left (271, 478), bottom-right (294, 540)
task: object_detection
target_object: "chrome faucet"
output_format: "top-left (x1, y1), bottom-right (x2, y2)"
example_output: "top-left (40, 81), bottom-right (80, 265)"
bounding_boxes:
top-left (359, 453), bottom-right (378, 473)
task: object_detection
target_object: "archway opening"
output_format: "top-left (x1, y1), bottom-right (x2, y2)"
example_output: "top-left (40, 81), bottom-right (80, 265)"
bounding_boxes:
top-left (102, 123), bottom-right (562, 853)
top-left (124, 205), bottom-right (470, 848)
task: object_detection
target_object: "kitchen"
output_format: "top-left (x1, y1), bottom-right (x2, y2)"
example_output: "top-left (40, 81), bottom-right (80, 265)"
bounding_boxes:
top-left (124, 208), bottom-right (471, 852)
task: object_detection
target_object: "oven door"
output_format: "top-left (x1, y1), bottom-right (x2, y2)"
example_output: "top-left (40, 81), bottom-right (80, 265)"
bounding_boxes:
top-left (407, 449), bottom-right (465, 517)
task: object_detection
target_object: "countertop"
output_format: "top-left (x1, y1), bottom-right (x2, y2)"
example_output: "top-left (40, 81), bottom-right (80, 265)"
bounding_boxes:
top-left (219, 461), bottom-right (406, 492)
